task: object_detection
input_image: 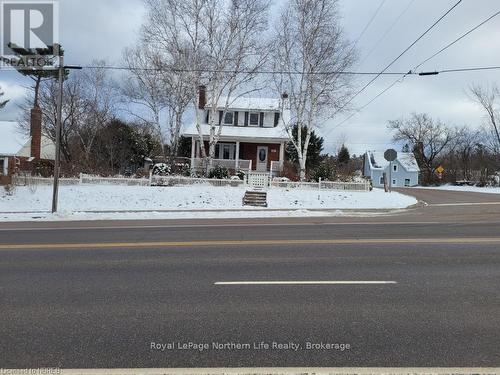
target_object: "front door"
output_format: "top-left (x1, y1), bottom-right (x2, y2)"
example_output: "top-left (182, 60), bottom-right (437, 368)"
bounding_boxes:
top-left (256, 146), bottom-right (268, 172)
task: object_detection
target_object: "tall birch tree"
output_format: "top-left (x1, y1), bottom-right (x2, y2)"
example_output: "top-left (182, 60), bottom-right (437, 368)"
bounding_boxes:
top-left (142, 0), bottom-right (269, 171)
top-left (273, 0), bottom-right (355, 180)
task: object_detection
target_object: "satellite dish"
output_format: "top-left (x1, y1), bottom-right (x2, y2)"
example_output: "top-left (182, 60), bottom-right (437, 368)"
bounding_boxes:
top-left (384, 149), bottom-right (397, 162)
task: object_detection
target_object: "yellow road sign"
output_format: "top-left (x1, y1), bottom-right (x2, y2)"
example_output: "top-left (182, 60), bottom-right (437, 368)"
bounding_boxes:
top-left (436, 166), bottom-right (445, 174)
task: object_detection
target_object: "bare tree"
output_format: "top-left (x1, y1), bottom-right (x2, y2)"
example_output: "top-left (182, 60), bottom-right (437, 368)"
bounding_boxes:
top-left (77, 62), bottom-right (117, 170)
top-left (20, 73), bottom-right (86, 164)
top-left (142, 0), bottom-right (269, 171)
top-left (388, 113), bottom-right (456, 184)
top-left (469, 84), bottom-right (500, 154)
top-left (273, 0), bottom-right (356, 180)
top-left (453, 126), bottom-right (483, 180)
top-left (20, 63), bottom-right (116, 172)
top-left (121, 45), bottom-right (168, 157)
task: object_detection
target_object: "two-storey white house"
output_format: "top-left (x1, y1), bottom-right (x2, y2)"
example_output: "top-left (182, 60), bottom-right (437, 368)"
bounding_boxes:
top-left (363, 150), bottom-right (420, 188)
top-left (182, 89), bottom-right (290, 173)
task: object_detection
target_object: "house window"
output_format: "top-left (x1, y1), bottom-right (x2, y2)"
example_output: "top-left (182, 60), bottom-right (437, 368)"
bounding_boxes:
top-left (405, 178), bottom-right (411, 187)
top-left (216, 143), bottom-right (236, 159)
top-left (0, 158), bottom-right (4, 175)
top-left (379, 176), bottom-right (384, 185)
top-left (223, 145), bottom-right (231, 159)
top-left (249, 112), bottom-right (259, 126)
top-left (393, 164), bottom-right (398, 172)
top-left (392, 179), bottom-right (397, 186)
top-left (224, 112), bottom-right (234, 125)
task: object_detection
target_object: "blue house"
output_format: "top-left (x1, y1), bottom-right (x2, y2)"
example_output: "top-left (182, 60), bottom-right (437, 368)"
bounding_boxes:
top-left (363, 151), bottom-right (420, 188)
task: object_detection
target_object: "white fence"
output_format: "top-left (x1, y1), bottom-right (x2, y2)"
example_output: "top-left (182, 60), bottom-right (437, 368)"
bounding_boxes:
top-left (151, 175), bottom-right (245, 187)
top-left (12, 175), bottom-right (79, 186)
top-left (271, 179), bottom-right (371, 192)
top-left (12, 173), bottom-right (370, 191)
top-left (80, 174), bottom-right (150, 186)
top-left (247, 172), bottom-right (271, 188)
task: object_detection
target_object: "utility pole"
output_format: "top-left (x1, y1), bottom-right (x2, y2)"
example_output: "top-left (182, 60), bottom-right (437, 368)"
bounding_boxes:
top-left (51, 51), bottom-right (64, 213)
top-left (51, 45), bottom-right (81, 213)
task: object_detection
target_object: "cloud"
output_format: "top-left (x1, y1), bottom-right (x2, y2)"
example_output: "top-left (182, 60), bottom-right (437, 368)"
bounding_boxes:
top-left (2, 0), bottom-right (500, 155)
top-left (0, 78), bottom-right (28, 121)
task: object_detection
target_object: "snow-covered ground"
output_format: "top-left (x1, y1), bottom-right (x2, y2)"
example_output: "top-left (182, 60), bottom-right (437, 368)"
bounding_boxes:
top-left (0, 184), bottom-right (417, 221)
top-left (417, 185), bottom-right (500, 194)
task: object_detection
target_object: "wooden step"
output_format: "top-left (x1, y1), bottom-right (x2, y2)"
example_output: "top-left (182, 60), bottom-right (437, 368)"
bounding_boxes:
top-left (243, 191), bottom-right (268, 207)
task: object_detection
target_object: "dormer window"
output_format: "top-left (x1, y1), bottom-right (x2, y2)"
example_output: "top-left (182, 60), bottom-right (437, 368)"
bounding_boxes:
top-left (249, 112), bottom-right (259, 126)
top-left (224, 112), bottom-right (234, 125)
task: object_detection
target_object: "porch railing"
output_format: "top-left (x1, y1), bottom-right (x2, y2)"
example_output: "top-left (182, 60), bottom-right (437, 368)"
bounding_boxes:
top-left (192, 158), bottom-right (252, 171)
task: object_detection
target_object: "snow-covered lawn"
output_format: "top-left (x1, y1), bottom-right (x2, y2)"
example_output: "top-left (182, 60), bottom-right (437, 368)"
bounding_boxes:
top-left (417, 185), bottom-right (500, 194)
top-left (0, 184), bottom-right (417, 221)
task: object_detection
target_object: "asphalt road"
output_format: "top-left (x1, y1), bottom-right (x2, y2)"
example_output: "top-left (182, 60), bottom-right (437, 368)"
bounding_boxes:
top-left (1, 188), bottom-right (500, 368)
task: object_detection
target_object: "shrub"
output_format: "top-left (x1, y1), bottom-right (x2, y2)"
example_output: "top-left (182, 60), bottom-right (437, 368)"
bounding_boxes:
top-left (152, 163), bottom-right (171, 176)
top-left (311, 163), bottom-right (334, 182)
top-left (4, 184), bottom-right (16, 196)
top-left (180, 163), bottom-right (192, 177)
top-left (208, 165), bottom-right (229, 179)
top-left (236, 169), bottom-right (246, 181)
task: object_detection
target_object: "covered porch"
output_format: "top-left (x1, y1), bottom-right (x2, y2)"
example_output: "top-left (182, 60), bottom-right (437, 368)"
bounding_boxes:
top-left (190, 138), bottom-right (285, 173)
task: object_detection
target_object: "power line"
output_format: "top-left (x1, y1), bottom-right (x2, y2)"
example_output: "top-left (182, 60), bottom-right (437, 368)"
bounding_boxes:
top-left (358, 0), bottom-right (416, 67)
top-left (326, 4), bottom-right (500, 136)
top-left (333, 0), bottom-right (462, 114)
top-left (78, 66), bottom-right (413, 76)
top-left (412, 10), bottom-right (500, 72)
top-left (329, 64), bottom-right (500, 132)
top-left (439, 66), bottom-right (500, 74)
top-left (350, 0), bottom-right (387, 52)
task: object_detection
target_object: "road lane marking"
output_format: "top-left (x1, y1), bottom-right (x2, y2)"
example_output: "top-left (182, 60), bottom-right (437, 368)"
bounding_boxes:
top-left (1, 237), bottom-right (500, 250)
top-left (428, 202), bottom-right (500, 207)
top-left (215, 281), bottom-right (397, 285)
top-left (5, 219), bottom-right (500, 232)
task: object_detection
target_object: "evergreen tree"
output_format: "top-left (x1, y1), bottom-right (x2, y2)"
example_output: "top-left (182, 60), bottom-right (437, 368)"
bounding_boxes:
top-left (338, 144), bottom-right (350, 165)
top-left (287, 125), bottom-right (324, 172)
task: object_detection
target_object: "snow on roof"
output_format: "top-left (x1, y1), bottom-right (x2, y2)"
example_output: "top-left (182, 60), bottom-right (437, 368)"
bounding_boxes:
top-left (182, 123), bottom-right (289, 141)
top-left (367, 150), bottom-right (420, 172)
top-left (209, 96), bottom-right (282, 111)
top-left (0, 121), bottom-right (29, 156)
top-left (398, 152), bottom-right (420, 172)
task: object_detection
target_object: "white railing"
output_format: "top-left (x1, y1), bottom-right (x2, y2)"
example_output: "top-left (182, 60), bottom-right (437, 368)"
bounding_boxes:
top-left (12, 172), bottom-right (370, 191)
top-left (271, 179), bottom-right (371, 191)
top-left (12, 175), bottom-right (79, 186)
top-left (248, 172), bottom-right (271, 188)
top-left (192, 158), bottom-right (252, 171)
top-left (80, 174), bottom-right (150, 186)
top-left (151, 175), bottom-right (245, 187)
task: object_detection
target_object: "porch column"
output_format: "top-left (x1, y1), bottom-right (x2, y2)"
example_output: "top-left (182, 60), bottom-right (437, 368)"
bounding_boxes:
top-left (190, 136), bottom-right (195, 168)
top-left (279, 142), bottom-right (285, 170)
top-left (235, 141), bottom-right (240, 171)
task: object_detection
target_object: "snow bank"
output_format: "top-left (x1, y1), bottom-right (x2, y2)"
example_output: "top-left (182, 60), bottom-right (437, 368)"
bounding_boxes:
top-left (0, 185), bottom-right (417, 221)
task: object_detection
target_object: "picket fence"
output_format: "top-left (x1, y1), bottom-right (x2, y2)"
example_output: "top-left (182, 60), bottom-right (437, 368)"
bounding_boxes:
top-left (12, 173), bottom-right (370, 191)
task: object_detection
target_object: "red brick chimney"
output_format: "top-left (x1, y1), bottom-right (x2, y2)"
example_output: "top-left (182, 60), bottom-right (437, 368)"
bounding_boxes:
top-left (198, 85), bottom-right (206, 110)
top-left (30, 107), bottom-right (42, 160)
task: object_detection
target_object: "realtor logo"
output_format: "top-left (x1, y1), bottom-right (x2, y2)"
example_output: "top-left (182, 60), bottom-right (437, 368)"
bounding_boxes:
top-left (1, 0), bottom-right (59, 56)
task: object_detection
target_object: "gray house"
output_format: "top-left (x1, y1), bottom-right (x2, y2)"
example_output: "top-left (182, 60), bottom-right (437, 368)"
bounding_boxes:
top-left (363, 151), bottom-right (420, 188)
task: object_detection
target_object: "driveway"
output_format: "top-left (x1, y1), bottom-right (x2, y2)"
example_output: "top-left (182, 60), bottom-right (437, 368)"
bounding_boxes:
top-left (394, 187), bottom-right (500, 204)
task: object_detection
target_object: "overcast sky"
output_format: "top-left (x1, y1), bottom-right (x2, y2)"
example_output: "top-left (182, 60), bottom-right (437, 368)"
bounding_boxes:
top-left (1, 0), bottom-right (499, 155)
